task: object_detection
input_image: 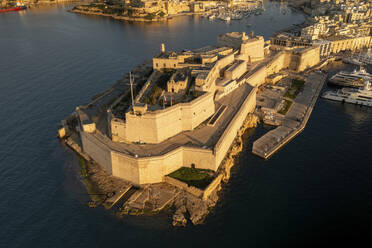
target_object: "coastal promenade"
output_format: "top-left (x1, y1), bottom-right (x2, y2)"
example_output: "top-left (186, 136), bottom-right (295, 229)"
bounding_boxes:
top-left (252, 72), bottom-right (326, 159)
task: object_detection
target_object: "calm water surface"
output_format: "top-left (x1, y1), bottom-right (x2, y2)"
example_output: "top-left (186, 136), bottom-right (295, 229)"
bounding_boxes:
top-left (0, 2), bottom-right (371, 247)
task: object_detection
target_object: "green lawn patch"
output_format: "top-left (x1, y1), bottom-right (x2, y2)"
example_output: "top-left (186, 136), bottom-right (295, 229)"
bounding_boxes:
top-left (284, 79), bottom-right (305, 99)
top-left (168, 167), bottom-right (215, 189)
top-left (278, 99), bottom-right (293, 115)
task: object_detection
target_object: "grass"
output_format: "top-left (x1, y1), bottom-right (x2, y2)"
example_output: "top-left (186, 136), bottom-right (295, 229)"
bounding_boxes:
top-left (168, 167), bottom-right (215, 189)
top-left (278, 99), bottom-right (293, 115)
top-left (284, 79), bottom-right (305, 99)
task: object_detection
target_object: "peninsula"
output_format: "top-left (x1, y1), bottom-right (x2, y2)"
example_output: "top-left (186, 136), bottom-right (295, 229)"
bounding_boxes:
top-left (59, 0), bottom-right (371, 226)
top-left (70, 0), bottom-right (263, 22)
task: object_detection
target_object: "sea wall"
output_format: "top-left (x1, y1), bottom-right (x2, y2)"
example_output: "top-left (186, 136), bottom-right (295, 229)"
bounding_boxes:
top-left (81, 131), bottom-right (113, 174)
top-left (214, 87), bottom-right (257, 166)
top-left (202, 174), bottom-right (223, 200)
top-left (81, 130), bottom-right (216, 185)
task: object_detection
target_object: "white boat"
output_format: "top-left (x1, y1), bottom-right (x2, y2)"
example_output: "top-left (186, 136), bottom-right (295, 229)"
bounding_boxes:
top-left (322, 80), bottom-right (372, 107)
top-left (343, 50), bottom-right (372, 66)
top-left (208, 14), bottom-right (215, 20)
top-left (219, 14), bottom-right (230, 22)
top-left (328, 67), bottom-right (372, 88)
top-left (343, 56), bottom-right (364, 66)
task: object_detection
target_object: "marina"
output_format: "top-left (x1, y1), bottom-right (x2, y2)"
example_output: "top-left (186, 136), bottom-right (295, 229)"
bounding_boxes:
top-left (203, 3), bottom-right (265, 22)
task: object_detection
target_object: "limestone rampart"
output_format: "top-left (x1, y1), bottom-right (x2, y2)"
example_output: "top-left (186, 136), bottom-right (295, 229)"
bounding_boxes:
top-left (82, 128), bottom-right (217, 184)
top-left (164, 176), bottom-right (203, 198)
top-left (81, 131), bottom-right (113, 174)
top-left (202, 174), bottom-right (223, 200)
top-left (214, 87), bottom-right (257, 166)
top-left (123, 92), bottom-right (215, 144)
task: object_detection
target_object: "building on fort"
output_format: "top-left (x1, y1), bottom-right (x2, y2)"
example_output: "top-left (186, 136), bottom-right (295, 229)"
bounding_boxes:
top-left (167, 70), bottom-right (189, 93)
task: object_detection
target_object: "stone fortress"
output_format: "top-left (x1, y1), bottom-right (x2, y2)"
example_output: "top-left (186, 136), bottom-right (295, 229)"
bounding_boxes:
top-left (65, 25), bottom-right (367, 186)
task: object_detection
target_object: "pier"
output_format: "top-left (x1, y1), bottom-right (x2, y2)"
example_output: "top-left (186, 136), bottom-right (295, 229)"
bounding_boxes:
top-left (252, 72), bottom-right (326, 159)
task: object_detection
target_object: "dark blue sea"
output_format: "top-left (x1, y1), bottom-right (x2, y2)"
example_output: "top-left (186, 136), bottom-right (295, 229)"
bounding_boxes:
top-left (0, 1), bottom-right (371, 247)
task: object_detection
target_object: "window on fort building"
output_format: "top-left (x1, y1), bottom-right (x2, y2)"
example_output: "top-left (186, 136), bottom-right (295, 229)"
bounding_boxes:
top-left (163, 63), bottom-right (166, 67)
top-left (191, 163), bottom-right (195, 169)
top-left (156, 63), bottom-right (158, 67)
top-left (174, 64), bottom-right (176, 67)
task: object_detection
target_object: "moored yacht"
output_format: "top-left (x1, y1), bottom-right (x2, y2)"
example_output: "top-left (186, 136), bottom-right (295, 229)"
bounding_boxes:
top-left (322, 80), bottom-right (372, 107)
top-left (328, 67), bottom-right (372, 88)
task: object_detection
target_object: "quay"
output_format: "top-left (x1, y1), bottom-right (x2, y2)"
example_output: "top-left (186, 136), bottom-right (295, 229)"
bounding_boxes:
top-left (252, 72), bottom-right (327, 159)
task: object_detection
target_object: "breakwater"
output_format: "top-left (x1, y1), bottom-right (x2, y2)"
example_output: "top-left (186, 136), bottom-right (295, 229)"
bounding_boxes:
top-left (252, 72), bottom-right (327, 159)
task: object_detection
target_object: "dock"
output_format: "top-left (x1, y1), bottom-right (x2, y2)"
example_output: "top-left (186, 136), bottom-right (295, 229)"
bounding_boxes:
top-left (252, 72), bottom-right (326, 159)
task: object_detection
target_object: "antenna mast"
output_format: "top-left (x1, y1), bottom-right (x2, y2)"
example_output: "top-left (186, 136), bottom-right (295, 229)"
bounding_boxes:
top-left (129, 71), bottom-right (135, 112)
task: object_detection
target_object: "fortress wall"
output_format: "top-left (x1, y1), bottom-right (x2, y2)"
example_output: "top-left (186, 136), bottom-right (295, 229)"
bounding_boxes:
top-left (81, 128), bottom-right (216, 184)
top-left (241, 37), bottom-right (265, 62)
top-left (183, 147), bottom-right (216, 170)
top-left (246, 66), bottom-right (267, 87)
top-left (225, 60), bottom-right (247, 80)
top-left (202, 174), bottom-right (223, 200)
top-left (111, 146), bottom-right (214, 185)
top-left (266, 52), bottom-right (291, 75)
top-left (111, 119), bottom-right (126, 142)
top-left (247, 52), bottom-right (292, 87)
top-left (296, 46), bottom-right (320, 72)
top-left (81, 132), bottom-right (113, 174)
top-left (216, 53), bottom-right (235, 70)
top-left (153, 107), bottom-right (183, 143)
top-left (125, 110), bottom-right (176, 143)
top-left (181, 93), bottom-right (215, 130)
top-left (111, 151), bottom-right (140, 185)
top-left (214, 88), bottom-right (257, 167)
top-left (124, 93), bottom-right (214, 144)
top-left (136, 148), bottom-right (184, 184)
top-left (164, 176), bottom-right (203, 198)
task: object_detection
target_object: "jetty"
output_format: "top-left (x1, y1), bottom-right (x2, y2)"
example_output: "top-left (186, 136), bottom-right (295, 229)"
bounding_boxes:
top-left (252, 72), bottom-right (326, 159)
